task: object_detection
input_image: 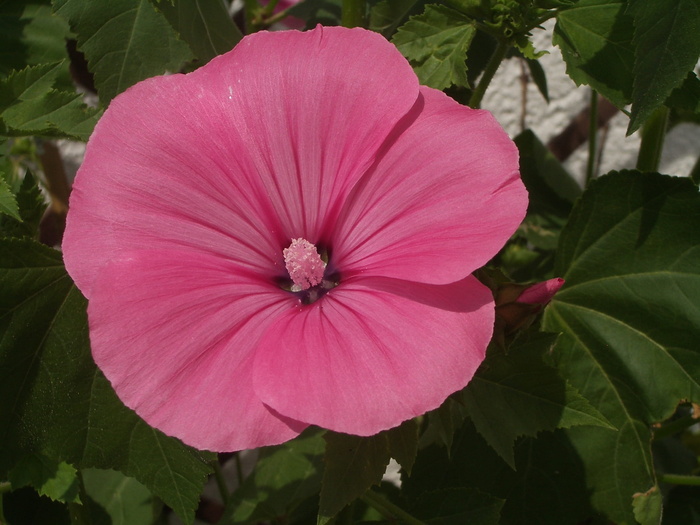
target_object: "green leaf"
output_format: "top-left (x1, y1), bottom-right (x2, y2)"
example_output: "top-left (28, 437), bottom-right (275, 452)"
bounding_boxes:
top-left (392, 4), bottom-right (476, 90)
top-left (543, 170), bottom-right (700, 523)
top-left (369, 0), bottom-right (426, 38)
top-left (0, 63), bottom-right (101, 140)
top-left (0, 1), bottom-right (72, 81)
top-left (224, 429), bottom-right (325, 525)
top-left (668, 72), bottom-right (700, 120)
top-left (319, 432), bottom-right (391, 524)
top-left (404, 421), bottom-right (597, 525)
top-left (82, 468), bottom-right (158, 525)
top-left (0, 170), bottom-right (46, 239)
top-left (419, 395), bottom-right (469, 451)
top-left (8, 455), bottom-right (79, 503)
top-left (2, 88), bottom-right (102, 141)
top-left (526, 57), bottom-right (549, 102)
top-left (155, 0), bottom-right (242, 64)
top-left (461, 334), bottom-right (612, 468)
top-left (553, 0), bottom-right (635, 108)
top-left (0, 176), bottom-right (20, 220)
top-left (411, 487), bottom-right (503, 525)
top-left (626, 0), bottom-right (700, 134)
top-left (52, 0), bottom-right (194, 104)
top-left (515, 129), bottom-right (581, 211)
top-left (386, 419), bottom-right (419, 476)
top-left (632, 486), bottom-right (663, 525)
top-left (0, 238), bottom-right (213, 525)
top-left (0, 62), bottom-right (64, 109)
top-left (514, 129), bottom-right (580, 251)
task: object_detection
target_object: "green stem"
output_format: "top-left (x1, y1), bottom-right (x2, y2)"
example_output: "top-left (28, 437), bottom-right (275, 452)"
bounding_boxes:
top-left (653, 416), bottom-right (700, 441)
top-left (636, 105), bottom-right (669, 172)
top-left (361, 490), bottom-right (426, 525)
top-left (585, 90), bottom-right (598, 185)
top-left (341, 0), bottom-right (366, 28)
top-left (468, 40), bottom-right (509, 109)
top-left (0, 482), bottom-right (11, 494)
top-left (211, 459), bottom-right (230, 506)
top-left (659, 474), bottom-right (700, 486)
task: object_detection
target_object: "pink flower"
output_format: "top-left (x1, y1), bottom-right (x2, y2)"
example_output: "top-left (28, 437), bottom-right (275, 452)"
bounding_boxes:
top-left (63, 26), bottom-right (527, 452)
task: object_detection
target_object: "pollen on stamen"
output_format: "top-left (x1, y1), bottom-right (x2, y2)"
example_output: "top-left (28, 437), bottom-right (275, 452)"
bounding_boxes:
top-left (283, 238), bottom-right (326, 291)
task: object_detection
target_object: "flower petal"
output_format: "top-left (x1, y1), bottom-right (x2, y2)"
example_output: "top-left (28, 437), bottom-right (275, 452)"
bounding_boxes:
top-left (252, 275), bottom-right (494, 435)
top-left (331, 87), bottom-right (527, 284)
top-left (87, 250), bottom-right (305, 451)
top-left (64, 26), bottom-right (420, 298)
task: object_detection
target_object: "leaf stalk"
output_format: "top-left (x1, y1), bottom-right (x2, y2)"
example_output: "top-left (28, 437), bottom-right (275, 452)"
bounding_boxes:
top-left (361, 489), bottom-right (426, 525)
top-left (659, 474), bottom-right (700, 486)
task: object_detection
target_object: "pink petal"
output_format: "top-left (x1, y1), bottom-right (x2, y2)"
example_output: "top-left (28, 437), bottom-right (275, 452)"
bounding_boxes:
top-left (63, 26), bottom-right (420, 298)
top-left (87, 250), bottom-right (305, 451)
top-left (252, 275), bottom-right (494, 435)
top-left (517, 277), bottom-right (565, 305)
top-left (331, 87), bottom-right (527, 285)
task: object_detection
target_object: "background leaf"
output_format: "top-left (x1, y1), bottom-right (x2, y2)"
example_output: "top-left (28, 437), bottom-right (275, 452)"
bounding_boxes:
top-left (0, 0), bottom-right (72, 82)
top-left (368, 0), bottom-right (426, 38)
top-left (319, 432), bottom-right (391, 524)
top-left (461, 333), bottom-right (612, 468)
top-left (410, 487), bottom-right (503, 525)
top-left (403, 421), bottom-right (598, 525)
top-left (626, 0), bottom-right (700, 134)
top-left (223, 429), bottom-right (325, 525)
top-left (0, 170), bottom-right (46, 239)
top-left (0, 63), bottom-right (100, 140)
top-left (7, 455), bottom-right (79, 503)
top-left (82, 468), bottom-right (159, 525)
top-left (0, 238), bottom-right (213, 525)
top-left (52, 0), bottom-right (194, 104)
top-left (0, 175), bottom-right (20, 219)
top-left (2, 486), bottom-right (71, 525)
top-left (155, 0), bottom-right (242, 64)
top-left (553, 0), bottom-right (634, 108)
top-left (543, 170), bottom-right (700, 523)
top-left (392, 4), bottom-right (476, 90)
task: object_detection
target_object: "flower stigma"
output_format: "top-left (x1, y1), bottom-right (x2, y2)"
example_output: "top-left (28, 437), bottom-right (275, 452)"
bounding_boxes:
top-left (283, 238), bottom-right (327, 291)
top-left (282, 238), bottom-right (338, 304)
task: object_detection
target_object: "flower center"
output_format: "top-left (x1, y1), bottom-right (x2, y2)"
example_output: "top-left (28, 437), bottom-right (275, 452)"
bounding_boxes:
top-left (283, 238), bottom-right (327, 292)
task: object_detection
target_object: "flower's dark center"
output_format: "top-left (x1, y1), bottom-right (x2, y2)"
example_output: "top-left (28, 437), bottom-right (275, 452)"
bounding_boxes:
top-left (281, 238), bottom-right (338, 304)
